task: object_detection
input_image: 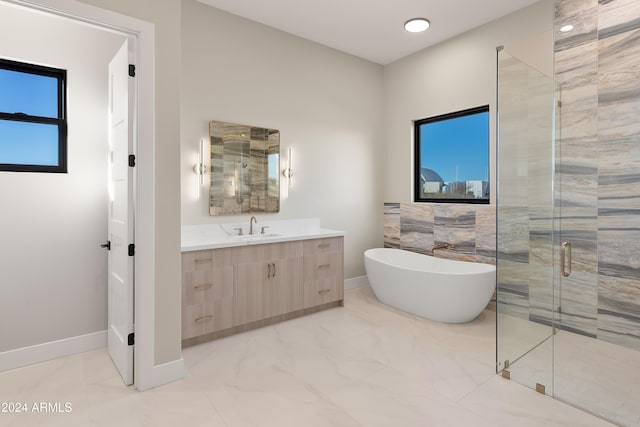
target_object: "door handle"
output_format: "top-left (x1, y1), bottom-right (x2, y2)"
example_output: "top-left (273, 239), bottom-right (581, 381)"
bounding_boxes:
top-left (561, 241), bottom-right (572, 277)
top-left (101, 241), bottom-right (111, 250)
top-left (272, 262), bottom-right (276, 278)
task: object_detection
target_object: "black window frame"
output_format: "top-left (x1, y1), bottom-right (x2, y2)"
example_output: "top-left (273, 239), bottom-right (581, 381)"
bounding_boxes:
top-left (413, 105), bottom-right (490, 204)
top-left (0, 58), bottom-right (67, 173)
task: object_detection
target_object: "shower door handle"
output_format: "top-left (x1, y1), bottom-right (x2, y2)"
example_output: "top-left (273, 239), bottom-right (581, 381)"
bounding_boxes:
top-left (561, 241), bottom-right (572, 277)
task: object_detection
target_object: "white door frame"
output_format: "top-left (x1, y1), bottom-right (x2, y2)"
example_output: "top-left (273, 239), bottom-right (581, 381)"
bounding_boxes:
top-left (4, 0), bottom-right (158, 391)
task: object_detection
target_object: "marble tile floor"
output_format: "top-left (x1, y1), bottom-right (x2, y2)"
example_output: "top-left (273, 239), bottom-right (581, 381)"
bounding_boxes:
top-left (497, 312), bottom-right (554, 375)
top-left (505, 326), bottom-right (640, 427)
top-left (0, 287), bottom-right (616, 427)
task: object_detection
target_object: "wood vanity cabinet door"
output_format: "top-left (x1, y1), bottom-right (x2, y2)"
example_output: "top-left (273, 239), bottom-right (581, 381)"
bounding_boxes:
top-left (233, 241), bottom-right (303, 325)
top-left (232, 261), bottom-right (267, 325)
top-left (269, 256), bottom-right (303, 317)
top-left (303, 237), bottom-right (344, 308)
top-left (181, 249), bottom-right (234, 339)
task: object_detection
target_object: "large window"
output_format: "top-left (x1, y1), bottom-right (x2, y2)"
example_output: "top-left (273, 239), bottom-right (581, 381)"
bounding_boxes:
top-left (0, 58), bottom-right (67, 173)
top-left (414, 105), bottom-right (489, 204)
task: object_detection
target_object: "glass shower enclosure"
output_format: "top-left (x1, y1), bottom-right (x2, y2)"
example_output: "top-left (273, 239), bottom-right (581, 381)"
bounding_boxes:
top-left (496, 43), bottom-right (640, 427)
top-left (496, 46), bottom-right (555, 395)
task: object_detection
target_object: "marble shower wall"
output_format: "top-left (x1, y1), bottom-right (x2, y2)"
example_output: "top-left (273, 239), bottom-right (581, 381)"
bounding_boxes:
top-left (383, 203), bottom-right (496, 265)
top-left (555, 0), bottom-right (640, 351)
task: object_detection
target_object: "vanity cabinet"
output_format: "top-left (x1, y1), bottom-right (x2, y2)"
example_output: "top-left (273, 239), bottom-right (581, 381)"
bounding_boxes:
top-left (232, 241), bottom-right (304, 325)
top-left (181, 236), bottom-right (343, 345)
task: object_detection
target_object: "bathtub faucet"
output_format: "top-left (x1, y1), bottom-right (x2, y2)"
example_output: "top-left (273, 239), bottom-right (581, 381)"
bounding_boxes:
top-left (430, 243), bottom-right (455, 254)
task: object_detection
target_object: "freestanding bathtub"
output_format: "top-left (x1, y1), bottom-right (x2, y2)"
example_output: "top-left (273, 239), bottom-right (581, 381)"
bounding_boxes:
top-left (364, 248), bottom-right (495, 323)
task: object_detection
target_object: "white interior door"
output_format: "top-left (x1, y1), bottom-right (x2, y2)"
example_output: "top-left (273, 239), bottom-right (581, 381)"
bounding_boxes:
top-left (107, 38), bottom-right (135, 386)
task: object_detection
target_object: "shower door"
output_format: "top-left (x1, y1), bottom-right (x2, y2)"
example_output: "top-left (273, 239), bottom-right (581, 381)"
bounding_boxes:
top-left (553, 66), bottom-right (640, 427)
top-left (496, 46), bottom-right (555, 394)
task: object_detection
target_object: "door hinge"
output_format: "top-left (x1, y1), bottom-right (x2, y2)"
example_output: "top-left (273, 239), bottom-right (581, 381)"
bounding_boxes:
top-left (128, 244), bottom-right (135, 257)
top-left (127, 333), bottom-right (134, 346)
top-left (128, 64), bottom-right (136, 77)
top-left (128, 154), bottom-right (136, 167)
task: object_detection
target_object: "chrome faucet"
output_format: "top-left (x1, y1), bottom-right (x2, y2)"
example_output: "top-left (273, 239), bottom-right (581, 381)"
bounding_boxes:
top-left (430, 242), bottom-right (454, 254)
top-left (249, 216), bottom-right (257, 235)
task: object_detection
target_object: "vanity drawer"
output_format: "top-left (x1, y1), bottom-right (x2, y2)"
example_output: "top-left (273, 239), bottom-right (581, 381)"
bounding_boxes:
top-left (303, 251), bottom-right (343, 308)
top-left (182, 303), bottom-right (214, 340)
top-left (303, 237), bottom-right (343, 255)
top-left (182, 266), bottom-right (233, 306)
top-left (182, 295), bottom-right (234, 339)
top-left (303, 251), bottom-right (343, 281)
top-left (182, 248), bottom-right (233, 273)
top-left (303, 275), bottom-right (343, 308)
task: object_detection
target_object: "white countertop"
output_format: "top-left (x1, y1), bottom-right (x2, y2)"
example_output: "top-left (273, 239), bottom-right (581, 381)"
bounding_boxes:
top-left (181, 218), bottom-right (344, 252)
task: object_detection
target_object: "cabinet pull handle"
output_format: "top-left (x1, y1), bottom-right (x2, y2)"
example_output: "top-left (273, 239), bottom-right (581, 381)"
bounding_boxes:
top-left (318, 243), bottom-right (330, 249)
top-left (194, 283), bottom-right (213, 290)
top-left (195, 258), bottom-right (211, 264)
top-left (195, 315), bottom-right (213, 323)
top-left (272, 262), bottom-right (276, 278)
top-left (267, 263), bottom-right (272, 278)
top-left (318, 264), bottom-right (330, 270)
top-left (318, 289), bottom-right (331, 295)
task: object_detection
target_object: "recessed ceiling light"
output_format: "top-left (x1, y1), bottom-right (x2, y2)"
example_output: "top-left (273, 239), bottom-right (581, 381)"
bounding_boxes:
top-left (560, 24), bottom-right (574, 33)
top-left (404, 18), bottom-right (430, 33)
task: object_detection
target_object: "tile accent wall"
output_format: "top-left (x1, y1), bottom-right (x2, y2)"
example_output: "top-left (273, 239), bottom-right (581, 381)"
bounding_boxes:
top-left (384, 203), bottom-right (496, 264)
top-left (555, 0), bottom-right (640, 351)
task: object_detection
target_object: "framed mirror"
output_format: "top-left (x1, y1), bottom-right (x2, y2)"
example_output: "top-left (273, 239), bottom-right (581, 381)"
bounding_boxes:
top-left (209, 121), bottom-right (280, 216)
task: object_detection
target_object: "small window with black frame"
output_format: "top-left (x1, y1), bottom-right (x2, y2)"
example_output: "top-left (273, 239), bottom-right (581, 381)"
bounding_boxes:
top-left (0, 58), bottom-right (67, 173)
top-left (414, 105), bottom-right (489, 204)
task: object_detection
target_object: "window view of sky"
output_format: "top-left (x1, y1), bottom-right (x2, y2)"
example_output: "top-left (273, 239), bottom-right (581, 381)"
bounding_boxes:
top-left (0, 69), bottom-right (57, 117)
top-left (0, 68), bottom-right (60, 166)
top-left (419, 111), bottom-right (489, 183)
top-left (0, 121), bottom-right (59, 165)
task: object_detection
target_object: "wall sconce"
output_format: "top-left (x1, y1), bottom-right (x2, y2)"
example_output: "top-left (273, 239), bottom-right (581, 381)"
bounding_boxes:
top-left (282, 147), bottom-right (293, 187)
top-left (193, 139), bottom-right (207, 198)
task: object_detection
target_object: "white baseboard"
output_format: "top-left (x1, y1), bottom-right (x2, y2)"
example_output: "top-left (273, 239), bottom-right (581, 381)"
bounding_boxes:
top-left (0, 330), bottom-right (107, 373)
top-left (344, 275), bottom-right (369, 290)
top-left (140, 357), bottom-right (184, 391)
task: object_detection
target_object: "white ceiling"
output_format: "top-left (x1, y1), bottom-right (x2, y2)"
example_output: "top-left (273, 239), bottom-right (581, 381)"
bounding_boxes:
top-left (196, 0), bottom-right (540, 64)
